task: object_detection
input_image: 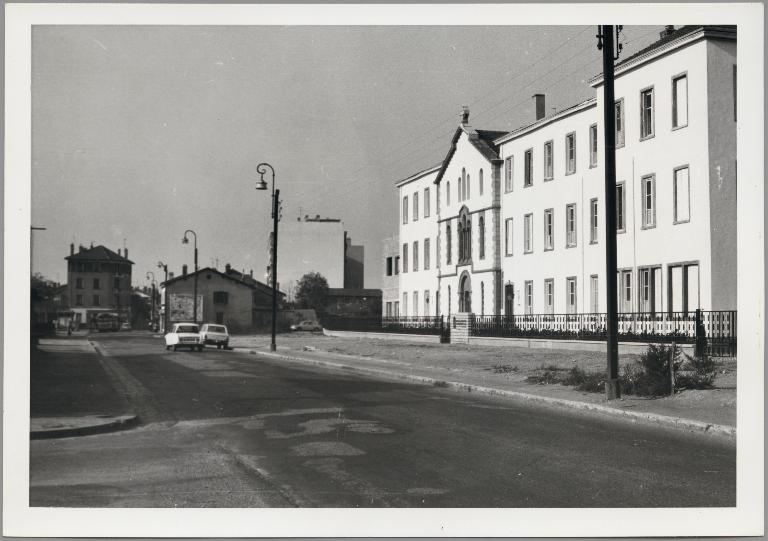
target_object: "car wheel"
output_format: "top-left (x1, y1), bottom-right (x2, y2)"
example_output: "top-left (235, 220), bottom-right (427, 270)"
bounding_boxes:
top-left (198, 345), bottom-right (203, 352)
top-left (172, 345), bottom-right (178, 352)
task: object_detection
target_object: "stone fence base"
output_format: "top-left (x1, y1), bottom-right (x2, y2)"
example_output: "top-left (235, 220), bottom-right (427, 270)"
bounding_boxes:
top-left (322, 329), bottom-right (441, 343)
top-left (468, 336), bottom-right (694, 355)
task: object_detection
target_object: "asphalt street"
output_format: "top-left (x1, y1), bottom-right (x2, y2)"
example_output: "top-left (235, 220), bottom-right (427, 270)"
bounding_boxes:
top-left (30, 334), bottom-right (736, 507)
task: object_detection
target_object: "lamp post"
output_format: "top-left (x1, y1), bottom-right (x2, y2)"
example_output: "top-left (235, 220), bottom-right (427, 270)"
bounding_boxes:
top-left (182, 230), bottom-right (199, 326)
top-left (146, 271), bottom-right (156, 330)
top-left (157, 261), bottom-right (168, 332)
top-left (255, 162), bottom-right (281, 352)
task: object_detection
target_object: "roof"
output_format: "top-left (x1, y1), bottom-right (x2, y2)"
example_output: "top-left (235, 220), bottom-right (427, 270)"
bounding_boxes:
top-left (590, 25), bottom-right (736, 86)
top-left (66, 245), bottom-right (133, 264)
top-left (434, 124), bottom-right (508, 185)
top-left (394, 163), bottom-right (442, 188)
top-left (161, 266), bottom-right (286, 297)
top-left (493, 98), bottom-right (597, 145)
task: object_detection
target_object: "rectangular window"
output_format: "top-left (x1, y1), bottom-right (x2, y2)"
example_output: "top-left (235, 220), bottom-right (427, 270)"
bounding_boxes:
top-left (402, 196), bottom-right (408, 224)
top-left (75, 294), bottom-right (83, 306)
top-left (543, 140), bottom-right (553, 180)
top-left (674, 166), bottom-right (690, 223)
top-left (446, 182), bottom-right (451, 207)
top-left (386, 302), bottom-right (392, 317)
top-left (566, 277), bottom-right (577, 314)
top-left (386, 257), bottom-right (393, 276)
top-left (641, 174), bottom-right (656, 228)
top-left (590, 275), bottom-right (599, 313)
top-left (504, 156), bottom-right (514, 192)
top-left (524, 213), bottom-right (533, 253)
top-left (424, 238), bottom-right (430, 270)
top-left (589, 124), bottom-right (598, 167)
top-left (395, 256), bottom-right (400, 275)
top-left (639, 268), bottom-right (656, 313)
top-left (213, 291), bottom-right (229, 304)
top-left (113, 276), bottom-right (120, 290)
top-left (413, 241), bottom-right (419, 272)
top-left (402, 243), bottom-right (408, 273)
top-left (640, 87), bottom-right (654, 139)
top-left (402, 292), bottom-right (408, 317)
top-left (413, 291), bottom-right (419, 317)
top-left (446, 223), bottom-right (452, 264)
top-left (75, 277), bottom-right (84, 289)
top-left (590, 198), bottom-right (598, 243)
top-left (93, 278), bottom-right (100, 290)
top-left (394, 301), bottom-right (399, 317)
top-left (424, 290), bottom-right (430, 317)
top-left (544, 279), bottom-right (554, 315)
top-left (565, 132), bottom-right (576, 174)
top-left (566, 203), bottom-right (577, 247)
top-left (505, 218), bottom-right (513, 256)
top-left (424, 188), bottom-right (430, 218)
top-left (93, 294), bottom-right (101, 306)
top-left (525, 281), bottom-right (533, 315)
top-left (524, 149), bottom-right (533, 187)
top-left (413, 192), bottom-right (419, 221)
top-left (672, 74), bottom-right (688, 128)
top-left (619, 270), bottom-right (633, 313)
top-left (616, 183), bottom-right (626, 232)
top-left (615, 99), bottom-right (625, 147)
top-left (544, 209), bottom-right (554, 251)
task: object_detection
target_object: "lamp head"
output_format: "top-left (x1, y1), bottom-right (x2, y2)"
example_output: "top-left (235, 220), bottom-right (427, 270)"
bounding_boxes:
top-left (255, 173), bottom-right (268, 191)
top-left (182, 235), bottom-right (189, 244)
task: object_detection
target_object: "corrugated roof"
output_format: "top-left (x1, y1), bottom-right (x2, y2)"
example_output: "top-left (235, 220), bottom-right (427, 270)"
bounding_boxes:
top-left (65, 245), bottom-right (133, 264)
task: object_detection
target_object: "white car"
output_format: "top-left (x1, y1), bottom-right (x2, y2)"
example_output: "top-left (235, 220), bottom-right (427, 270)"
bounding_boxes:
top-left (164, 323), bottom-right (203, 352)
top-left (290, 320), bottom-right (323, 332)
top-left (200, 323), bottom-right (229, 349)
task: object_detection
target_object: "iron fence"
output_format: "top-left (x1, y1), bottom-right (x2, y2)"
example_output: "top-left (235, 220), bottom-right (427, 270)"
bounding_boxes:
top-left (471, 310), bottom-right (736, 356)
top-left (322, 315), bottom-right (446, 336)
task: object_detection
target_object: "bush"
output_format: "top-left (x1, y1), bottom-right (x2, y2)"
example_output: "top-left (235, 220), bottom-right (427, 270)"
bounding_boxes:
top-left (525, 367), bottom-right (562, 385)
top-left (562, 366), bottom-right (605, 392)
top-left (675, 352), bottom-right (718, 390)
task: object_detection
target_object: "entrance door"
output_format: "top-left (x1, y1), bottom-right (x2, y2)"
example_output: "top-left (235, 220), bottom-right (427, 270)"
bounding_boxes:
top-left (459, 274), bottom-right (472, 313)
top-left (504, 284), bottom-right (514, 316)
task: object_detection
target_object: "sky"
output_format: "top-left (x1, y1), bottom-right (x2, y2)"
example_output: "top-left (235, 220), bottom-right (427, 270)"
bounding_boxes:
top-left (31, 24), bottom-right (662, 289)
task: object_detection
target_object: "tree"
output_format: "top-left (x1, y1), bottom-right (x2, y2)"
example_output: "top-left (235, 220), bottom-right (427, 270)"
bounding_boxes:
top-left (295, 272), bottom-right (329, 315)
top-left (31, 272), bottom-right (60, 302)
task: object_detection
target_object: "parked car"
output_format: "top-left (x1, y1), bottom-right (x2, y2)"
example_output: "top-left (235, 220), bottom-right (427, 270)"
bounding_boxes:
top-left (200, 323), bottom-right (229, 349)
top-left (164, 322), bottom-right (203, 351)
top-left (120, 322), bottom-right (132, 331)
top-left (290, 320), bottom-right (322, 332)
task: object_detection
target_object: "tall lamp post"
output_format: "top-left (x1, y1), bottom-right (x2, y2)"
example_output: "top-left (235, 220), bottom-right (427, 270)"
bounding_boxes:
top-left (157, 261), bottom-right (168, 332)
top-left (255, 162), bottom-right (281, 352)
top-left (182, 230), bottom-right (199, 325)
top-left (146, 271), bottom-right (156, 330)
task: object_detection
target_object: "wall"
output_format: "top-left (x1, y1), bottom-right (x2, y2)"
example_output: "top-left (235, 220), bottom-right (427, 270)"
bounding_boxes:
top-left (165, 272), bottom-right (253, 332)
top-left (381, 235), bottom-right (400, 316)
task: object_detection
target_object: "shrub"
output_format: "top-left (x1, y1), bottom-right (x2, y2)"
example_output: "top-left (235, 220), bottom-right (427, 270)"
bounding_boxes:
top-left (525, 368), bottom-right (561, 385)
top-left (491, 363), bottom-right (519, 374)
top-left (675, 352), bottom-right (718, 390)
top-left (562, 366), bottom-right (605, 392)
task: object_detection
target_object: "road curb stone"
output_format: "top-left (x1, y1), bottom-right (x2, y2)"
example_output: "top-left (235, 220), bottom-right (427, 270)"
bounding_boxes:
top-left (236, 347), bottom-right (736, 440)
top-left (30, 414), bottom-right (140, 440)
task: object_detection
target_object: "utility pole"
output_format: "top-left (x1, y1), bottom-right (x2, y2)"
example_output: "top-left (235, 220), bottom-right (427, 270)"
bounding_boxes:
top-left (597, 25), bottom-right (622, 400)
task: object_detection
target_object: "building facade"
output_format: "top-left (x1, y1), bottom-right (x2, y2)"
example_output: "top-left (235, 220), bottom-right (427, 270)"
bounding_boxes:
top-left (394, 25), bottom-right (737, 318)
top-left (381, 235), bottom-right (400, 316)
top-left (65, 244), bottom-right (133, 326)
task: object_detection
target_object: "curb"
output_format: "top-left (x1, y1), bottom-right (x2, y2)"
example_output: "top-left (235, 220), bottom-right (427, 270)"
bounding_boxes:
top-left (237, 348), bottom-right (736, 440)
top-left (30, 414), bottom-right (140, 440)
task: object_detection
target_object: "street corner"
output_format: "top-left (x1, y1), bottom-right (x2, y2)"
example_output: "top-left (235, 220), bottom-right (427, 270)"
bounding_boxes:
top-left (30, 414), bottom-right (139, 440)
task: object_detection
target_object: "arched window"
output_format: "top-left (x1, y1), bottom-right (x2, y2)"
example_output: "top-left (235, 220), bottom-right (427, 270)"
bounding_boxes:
top-left (479, 213), bottom-right (486, 259)
top-left (446, 223), bottom-right (452, 264)
top-left (461, 168), bottom-right (467, 201)
top-left (479, 169), bottom-right (484, 196)
top-left (458, 206), bottom-right (472, 263)
top-left (446, 181), bottom-right (451, 206)
top-left (457, 176), bottom-right (462, 202)
top-left (466, 174), bottom-right (471, 200)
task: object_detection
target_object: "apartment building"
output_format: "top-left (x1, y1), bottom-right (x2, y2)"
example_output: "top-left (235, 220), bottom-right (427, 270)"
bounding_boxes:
top-left (381, 235), bottom-right (400, 316)
top-left (394, 25), bottom-right (737, 317)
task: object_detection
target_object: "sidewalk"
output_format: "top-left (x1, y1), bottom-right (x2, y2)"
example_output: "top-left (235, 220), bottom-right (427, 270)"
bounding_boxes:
top-left (30, 338), bottom-right (138, 438)
top-left (230, 333), bottom-right (736, 438)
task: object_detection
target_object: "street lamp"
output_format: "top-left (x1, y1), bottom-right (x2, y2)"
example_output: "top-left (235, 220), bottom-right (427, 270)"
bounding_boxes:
top-left (255, 162), bottom-right (281, 352)
top-left (146, 271), bottom-right (157, 330)
top-left (182, 230), bottom-right (199, 326)
top-left (157, 261), bottom-right (169, 332)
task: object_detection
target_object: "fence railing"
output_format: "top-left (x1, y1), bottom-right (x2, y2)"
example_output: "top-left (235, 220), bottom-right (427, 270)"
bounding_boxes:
top-left (471, 310), bottom-right (736, 356)
top-left (322, 315), bottom-right (445, 336)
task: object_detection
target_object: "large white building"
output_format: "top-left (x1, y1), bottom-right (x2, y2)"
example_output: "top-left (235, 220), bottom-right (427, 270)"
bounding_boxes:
top-left (393, 25), bottom-right (736, 318)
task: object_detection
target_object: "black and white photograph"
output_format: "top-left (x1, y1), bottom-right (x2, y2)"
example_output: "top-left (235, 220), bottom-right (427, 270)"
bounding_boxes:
top-left (5, 2), bottom-right (764, 537)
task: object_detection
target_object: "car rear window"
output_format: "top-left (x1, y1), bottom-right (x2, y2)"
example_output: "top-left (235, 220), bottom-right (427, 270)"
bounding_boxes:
top-left (177, 325), bottom-right (199, 333)
top-left (208, 325), bottom-right (226, 333)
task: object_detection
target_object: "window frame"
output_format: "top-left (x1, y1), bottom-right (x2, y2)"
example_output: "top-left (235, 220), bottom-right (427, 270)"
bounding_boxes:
top-left (413, 240), bottom-right (419, 272)
top-left (504, 156), bottom-right (514, 193)
top-left (413, 191), bottom-right (419, 221)
top-left (504, 217), bottom-right (513, 257)
top-left (424, 238), bottom-right (430, 270)
top-left (543, 140), bottom-right (554, 180)
top-left (671, 72), bottom-right (689, 130)
top-left (565, 132), bottom-right (576, 175)
top-left (402, 243), bottom-right (408, 273)
top-left (524, 148), bottom-right (533, 187)
top-left (589, 198), bottom-right (598, 244)
top-left (640, 173), bottom-right (657, 229)
top-left (640, 86), bottom-right (655, 140)
top-left (413, 291), bottom-right (419, 317)
top-left (566, 276), bottom-right (577, 314)
top-left (479, 169), bottom-right (484, 196)
top-left (590, 274), bottom-right (599, 313)
top-left (524, 280), bottom-right (534, 315)
top-left (478, 213), bottom-right (486, 260)
top-left (213, 291), bottom-right (229, 304)
top-left (424, 187), bottom-right (430, 218)
top-left (616, 182), bottom-right (626, 234)
top-left (402, 195), bottom-right (409, 224)
top-left (523, 213), bottom-right (533, 254)
top-left (615, 98), bottom-right (625, 148)
top-left (446, 223), bottom-right (452, 264)
top-left (544, 208), bottom-right (554, 251)
top-left (673, 165), bottom-right (691, 224)
top-left (446, 181), bottom-right (451, 206)
top-left (565, 203), bottom-right (577, 248)
top-left (544, 278), bottom-right (554, 315)
top-left (589, 123), bottom-right (598, 168)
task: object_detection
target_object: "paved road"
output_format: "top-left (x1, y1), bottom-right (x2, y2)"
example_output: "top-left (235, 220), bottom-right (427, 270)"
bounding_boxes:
top-left (30, 334), bottom-right (735, 507)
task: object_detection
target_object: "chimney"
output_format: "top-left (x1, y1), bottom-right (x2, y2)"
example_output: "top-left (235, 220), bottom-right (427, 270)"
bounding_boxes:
top-left (78, 244), bottom-right (84, 253)
top-left (461, 105), bottom-right (470, 125)
top-left (124, 248), bottom-right (128, 260)
top-left (225, 263), bottom-right (231, 273)
top-left (533, 94), bottom-right (546, 121)
top-left (249, 269), bottom-right (253, 277)
top-left (118, 249), bottom-right (122, 257)
top-left (169, 271), bottom-right (175, 279)
top-left (70, 243), bottom-right (74, 256)
top-left (659, 25), bottom-right (676, 39)
top-left (90, 241), bottom-right (94, 249)
top-left (182, 264), bottom-right (188, 276)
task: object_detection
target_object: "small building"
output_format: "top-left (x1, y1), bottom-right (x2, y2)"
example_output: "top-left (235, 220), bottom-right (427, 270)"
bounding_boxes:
top-left (325, 288), bottom-right (382, 318)
top-left (161, 265), bottom-right (284, 333)
top-left (65, 243), bottom-right (133, 328)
